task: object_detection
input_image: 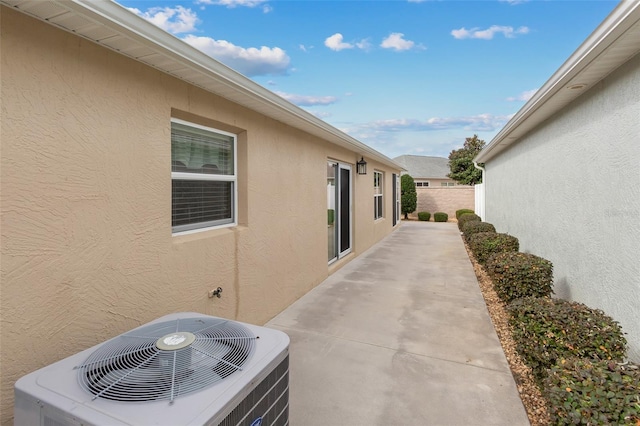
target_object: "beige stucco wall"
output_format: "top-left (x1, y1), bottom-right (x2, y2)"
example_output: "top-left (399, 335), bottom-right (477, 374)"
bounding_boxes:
top-left (0, 8), bottom-right (399, 423)
top-left (409, 187), bottom-right (475, 220)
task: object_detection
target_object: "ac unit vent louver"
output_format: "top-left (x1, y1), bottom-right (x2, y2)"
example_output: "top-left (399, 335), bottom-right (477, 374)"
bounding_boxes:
top-left (77, 317), bottom-right (256, 403)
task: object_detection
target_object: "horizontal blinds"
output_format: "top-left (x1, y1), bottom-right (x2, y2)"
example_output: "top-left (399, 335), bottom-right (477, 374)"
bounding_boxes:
top-left (172, 180), bottom-right (232, 228)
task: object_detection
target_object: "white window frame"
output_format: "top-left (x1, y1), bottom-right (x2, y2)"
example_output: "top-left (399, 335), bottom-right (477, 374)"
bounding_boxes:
top-left (171, 118), bottom-right (237, 235)
top-left (374, 171), bottom-right (383, 220)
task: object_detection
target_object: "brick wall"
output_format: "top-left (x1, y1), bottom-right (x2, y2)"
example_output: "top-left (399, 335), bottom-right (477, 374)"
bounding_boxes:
top-left (409, 186), bottom-right (475, 220)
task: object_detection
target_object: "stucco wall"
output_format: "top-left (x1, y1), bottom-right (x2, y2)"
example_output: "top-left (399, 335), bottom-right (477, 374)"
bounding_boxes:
top-left (409, 187), bottom-right (475, 220)
top-left (484, 52), bottom-right (640, 361)
top-left (0, 8), bottom-right (399, 423)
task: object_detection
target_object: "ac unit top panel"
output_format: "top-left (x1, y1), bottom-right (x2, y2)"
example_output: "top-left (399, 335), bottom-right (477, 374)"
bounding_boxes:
top-left (14, 312), bottom-right (289, 426)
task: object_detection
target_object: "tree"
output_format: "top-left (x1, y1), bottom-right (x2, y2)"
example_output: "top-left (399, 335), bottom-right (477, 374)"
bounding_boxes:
top-left (401, 174), bottom-right (417, 220)
top-left (447, 134), bottom-right (486, 185)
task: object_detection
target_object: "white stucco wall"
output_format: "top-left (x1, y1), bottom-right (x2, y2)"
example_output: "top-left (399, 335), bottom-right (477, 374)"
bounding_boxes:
top-left (484, 52), bottom-right (640, 361)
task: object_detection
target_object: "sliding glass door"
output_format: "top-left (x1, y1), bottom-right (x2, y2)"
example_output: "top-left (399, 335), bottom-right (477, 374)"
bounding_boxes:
top-left (327, 161), bottom-right (352, 263)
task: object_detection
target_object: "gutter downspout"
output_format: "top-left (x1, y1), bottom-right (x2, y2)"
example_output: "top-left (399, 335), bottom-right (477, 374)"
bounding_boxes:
top-left (473, 162), bottom-right (486, 221)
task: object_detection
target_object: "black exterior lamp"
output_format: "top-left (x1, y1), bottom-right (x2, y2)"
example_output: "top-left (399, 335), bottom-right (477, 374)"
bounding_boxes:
top-left (356, 156), bottom-right (367, 175)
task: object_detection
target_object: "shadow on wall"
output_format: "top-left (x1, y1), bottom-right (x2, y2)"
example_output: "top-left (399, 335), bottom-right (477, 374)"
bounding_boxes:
top-left (554, 277), bottom-right (573, 300)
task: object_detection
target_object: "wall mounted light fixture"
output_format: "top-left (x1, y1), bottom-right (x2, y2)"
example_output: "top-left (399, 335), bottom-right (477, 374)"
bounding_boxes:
top-left (356, 157), bottom-right (367, 175)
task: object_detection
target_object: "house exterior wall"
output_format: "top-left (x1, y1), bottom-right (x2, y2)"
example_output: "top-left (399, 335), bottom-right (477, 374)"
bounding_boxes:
top-left (484, 52), bottom-right (640, 361)
top-left (414, 178), bottom-right (458, 187)
top-left (0, 8), bottom-right (399, 422)
top-left (410, 187), bottom-right (475, 220)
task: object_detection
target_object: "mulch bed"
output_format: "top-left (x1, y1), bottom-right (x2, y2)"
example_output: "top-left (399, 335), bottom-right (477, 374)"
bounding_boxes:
top-left (463, 240), bottom-right (551, 426)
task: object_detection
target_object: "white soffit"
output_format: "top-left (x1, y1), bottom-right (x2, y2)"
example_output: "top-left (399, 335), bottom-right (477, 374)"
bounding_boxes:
top-left (1, 0), bottom-right (402, 171)
top-left (475, 0), bottom-right (640, 164)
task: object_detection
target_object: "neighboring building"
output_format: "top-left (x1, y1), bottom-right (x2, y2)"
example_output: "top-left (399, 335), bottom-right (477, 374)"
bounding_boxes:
top-left (475, 1), bottom-right (640, 361)
top-left (394, 155), bottom-right (474, 219)
top-left (0, 1), bottom-right (402, 422)
top-left (394, 155), bottom-right (458, 188)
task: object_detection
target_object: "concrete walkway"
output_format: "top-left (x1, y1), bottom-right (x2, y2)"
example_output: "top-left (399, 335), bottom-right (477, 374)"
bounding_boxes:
top-left (267, 221), bottom-right (530, 426)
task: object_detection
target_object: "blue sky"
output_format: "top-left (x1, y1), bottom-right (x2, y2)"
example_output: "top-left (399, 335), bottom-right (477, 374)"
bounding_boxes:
top-left (118, 0), bottom-right (618, 159)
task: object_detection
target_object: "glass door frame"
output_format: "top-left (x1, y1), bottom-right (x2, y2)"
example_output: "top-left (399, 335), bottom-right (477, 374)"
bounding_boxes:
top-left (328, 160), bottom-right (352, 264)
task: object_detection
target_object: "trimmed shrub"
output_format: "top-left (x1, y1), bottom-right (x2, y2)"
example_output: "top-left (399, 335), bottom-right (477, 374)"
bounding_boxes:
top-left (486, 252), bottom-right (554, 303)
top-left (467, 232), bottom-right (519, 265)
top-left (433, 212), bottom-right (448, 222)
top-left (543, 357), bottom-right (640, 425)
top-left (458, 212), bottom-right (481, 231)
top-left (417, 211), bottom-right (431, 221)
top-left (462, 221), bottom-right (496, 242)
top-left (456, 209), bottom-right (474, 220)
top-left (508, 297), bottom-right (627, 382)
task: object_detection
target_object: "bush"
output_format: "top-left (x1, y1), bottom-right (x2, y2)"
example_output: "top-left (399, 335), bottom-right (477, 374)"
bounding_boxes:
top-left (543, 358), bottom-right (640, 425)
top-left (508, 297), bottom-right (627, 383)
top-left (486, 252), bottom-right (554, 304)
top-left (401, 174), bottom-right (417, 219)
top-left (433, 212), bottom-right (448, 222)
top-left (462, 221), bottom-right (496, 241)
top-left (456, 209), bottom-right (475, 220)
top-left (458, 212), bottom-right (481, 231)
top-left (417, 211), bottom-right (431, 221)
top-left (467, 232), bottom-right (519, 265)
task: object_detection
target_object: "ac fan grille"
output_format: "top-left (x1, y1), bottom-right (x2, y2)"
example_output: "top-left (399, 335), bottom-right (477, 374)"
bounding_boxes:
top-left (76, 317), bottom-right (256, 403)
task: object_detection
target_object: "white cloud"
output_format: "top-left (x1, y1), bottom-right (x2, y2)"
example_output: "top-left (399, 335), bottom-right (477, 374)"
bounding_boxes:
top-left (310, 111), bottom-right (332, 119)
top-left (274, 91), bottom-right (338, 107)
top-left (380, 33), bottom-right (418, 51)
top-left (182, 35), bottom-right (290, 76)
top-left (364, 113), bottom-right (511, 132)
top-left (499, 0), bottom-right (529, 4)
top-left (325, 33), bottom-right (353, 51)
top-left (506, 89), bottom-right (538, 102)
top-left (196, 0), bottom-right (269, 8)
top-left (324, 33), bottom-right (369, 51)
top-left (128, 6), bottom-right (199, 34)
top-left (451, 25), bottom-right (530, 40)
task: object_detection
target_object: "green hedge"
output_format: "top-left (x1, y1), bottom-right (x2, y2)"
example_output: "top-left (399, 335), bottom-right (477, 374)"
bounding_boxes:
top-left (456, 209), bottom-right (474, 220)
top-left (508, 297), bottom-right (627, 383)
top-left (467, 232), bottom-right (519, 265)
top-left (486, 252), bottom-right (554, 304)
top-left (543, 358), bottom-right (640, 425)
top-left (417, 211), bottom-right (431, 221)
top-left (433, 212), bottom-right (448, 222)
top-left (458, 212), bottom-right (481, 231)
top-left (462, 221), bottom-right (496, 242)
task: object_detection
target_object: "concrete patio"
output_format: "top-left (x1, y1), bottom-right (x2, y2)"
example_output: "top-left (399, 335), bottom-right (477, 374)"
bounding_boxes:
top-left (267, 220), bottom-right (530, 425)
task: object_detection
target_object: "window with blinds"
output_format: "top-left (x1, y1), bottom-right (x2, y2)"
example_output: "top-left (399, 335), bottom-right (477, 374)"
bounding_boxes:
top-left (374, 171), bottom-right (383, 220)
top-left (171, 118), bottom-right (237, 234)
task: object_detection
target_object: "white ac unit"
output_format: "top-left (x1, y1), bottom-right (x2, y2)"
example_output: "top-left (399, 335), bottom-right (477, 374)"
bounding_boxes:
top-left (14, 312), bottom-right (290, 426)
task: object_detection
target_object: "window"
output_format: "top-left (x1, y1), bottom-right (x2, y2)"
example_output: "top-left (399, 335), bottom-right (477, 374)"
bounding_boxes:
top-left (415, 181), bottom-right (430, 187)
top-left (171, 118), bottom-right (237, 234)
top-left (441, 182), bottom-right (455, 187)
top-left (374, 171), bottom-right (383, 220)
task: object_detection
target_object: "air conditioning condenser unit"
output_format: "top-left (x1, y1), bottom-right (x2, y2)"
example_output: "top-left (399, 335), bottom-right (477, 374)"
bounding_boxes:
top-left (14, 312), bottom-right (290, 426)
